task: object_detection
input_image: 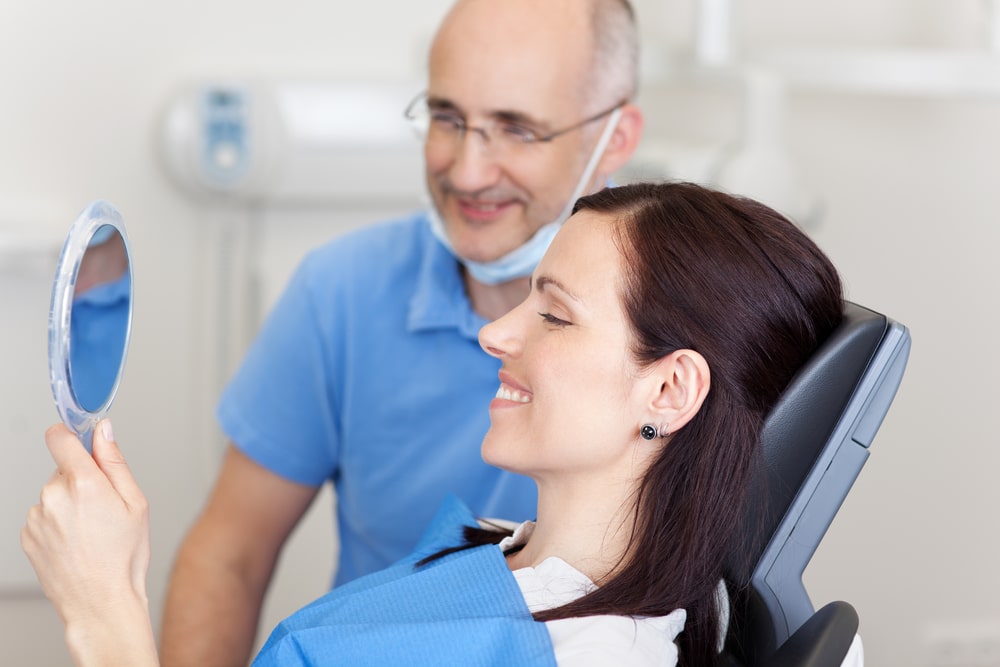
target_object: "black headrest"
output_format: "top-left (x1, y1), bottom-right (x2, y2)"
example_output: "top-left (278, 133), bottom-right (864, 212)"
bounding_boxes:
top-left (731, 301), bottom-right (888, 579)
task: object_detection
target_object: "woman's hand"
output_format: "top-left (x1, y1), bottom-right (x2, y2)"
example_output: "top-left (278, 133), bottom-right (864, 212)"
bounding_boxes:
top-left (21, 420), bottom-right (159, 667)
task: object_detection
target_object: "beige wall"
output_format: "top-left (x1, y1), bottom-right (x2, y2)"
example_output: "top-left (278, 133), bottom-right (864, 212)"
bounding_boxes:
top-left (0, 1), bottom-right (996, 665)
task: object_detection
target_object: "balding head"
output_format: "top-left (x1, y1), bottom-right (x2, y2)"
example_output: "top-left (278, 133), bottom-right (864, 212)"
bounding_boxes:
top-left (431, 0), bottom-right (638, 111)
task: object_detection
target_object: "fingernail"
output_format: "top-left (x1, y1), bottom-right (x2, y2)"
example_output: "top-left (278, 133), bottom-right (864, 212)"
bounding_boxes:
top-left (101, 419), bottom-right (115, 442)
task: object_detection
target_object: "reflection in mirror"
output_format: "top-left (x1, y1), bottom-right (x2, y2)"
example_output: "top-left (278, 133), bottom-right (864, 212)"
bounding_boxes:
top-left (70, 225), bottom-right (131, 412)
top-left (49, 202), bottom-right (133, 446)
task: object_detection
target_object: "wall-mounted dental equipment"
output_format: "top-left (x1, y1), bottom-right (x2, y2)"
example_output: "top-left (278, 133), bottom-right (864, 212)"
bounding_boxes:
top-left (159, 80), bottom-right (424, 204)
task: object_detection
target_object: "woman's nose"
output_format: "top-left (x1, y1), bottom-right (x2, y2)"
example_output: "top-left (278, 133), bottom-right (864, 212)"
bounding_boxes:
top-left (478, 306), bottom-right (524, 360)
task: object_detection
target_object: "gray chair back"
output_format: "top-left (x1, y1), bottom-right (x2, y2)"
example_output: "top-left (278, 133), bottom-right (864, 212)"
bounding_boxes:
top-left (724, 301), bottom-right (911, 665)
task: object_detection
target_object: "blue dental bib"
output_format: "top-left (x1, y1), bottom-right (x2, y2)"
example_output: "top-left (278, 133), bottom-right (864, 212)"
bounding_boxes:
top-left (253, 496), bottom-right (556, 666)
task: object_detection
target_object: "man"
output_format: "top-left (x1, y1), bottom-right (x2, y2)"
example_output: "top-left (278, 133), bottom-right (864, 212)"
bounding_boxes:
top-left (159, 0), bottom-right (644, 664)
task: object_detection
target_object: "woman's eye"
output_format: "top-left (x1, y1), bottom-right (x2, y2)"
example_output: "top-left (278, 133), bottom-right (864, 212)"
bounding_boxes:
top-left (538, 312), bottom-right (570, 327)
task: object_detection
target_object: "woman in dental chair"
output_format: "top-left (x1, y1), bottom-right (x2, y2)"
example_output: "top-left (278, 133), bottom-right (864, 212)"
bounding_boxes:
top-left (22, 182), bottom-right (851, 667)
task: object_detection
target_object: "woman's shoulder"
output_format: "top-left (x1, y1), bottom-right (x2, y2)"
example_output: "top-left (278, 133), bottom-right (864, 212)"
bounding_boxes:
top-left (508, 555), bottom-right (684, 666)
top-left (545, 608), bottom-right (685, 667)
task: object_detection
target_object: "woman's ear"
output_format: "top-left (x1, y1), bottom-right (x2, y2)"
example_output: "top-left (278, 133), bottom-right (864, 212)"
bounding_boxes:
top-left (646, 349), bottom-right (711, 434)
top-left (595, 103), bottom-right (644, 177)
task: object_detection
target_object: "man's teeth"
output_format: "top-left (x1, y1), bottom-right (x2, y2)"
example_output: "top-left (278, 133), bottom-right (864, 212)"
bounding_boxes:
top-left (470, 202), bottom-right (501, 212)
top-left (496, 386), bottom-right (531, 403)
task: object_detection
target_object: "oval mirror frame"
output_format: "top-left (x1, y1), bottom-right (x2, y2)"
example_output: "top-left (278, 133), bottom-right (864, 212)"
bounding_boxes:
top-left (48, 200), bottom-right (133, 440)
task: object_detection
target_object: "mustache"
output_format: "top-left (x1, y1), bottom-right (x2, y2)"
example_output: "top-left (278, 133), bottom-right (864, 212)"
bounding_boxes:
top-left (435, 179), bottom-right (528, 204)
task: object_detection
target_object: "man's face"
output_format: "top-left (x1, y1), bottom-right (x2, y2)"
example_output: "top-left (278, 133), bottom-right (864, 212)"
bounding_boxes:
top-left (424, 0), bottom-right (604, 266)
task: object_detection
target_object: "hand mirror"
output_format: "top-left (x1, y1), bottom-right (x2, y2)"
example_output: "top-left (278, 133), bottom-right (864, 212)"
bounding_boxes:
top-left (48, 200), bottom-right (133, 449)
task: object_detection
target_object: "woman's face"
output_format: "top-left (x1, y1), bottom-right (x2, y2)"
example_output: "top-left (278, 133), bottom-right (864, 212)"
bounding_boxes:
top-left (478, 210), bottom-right (649, 483)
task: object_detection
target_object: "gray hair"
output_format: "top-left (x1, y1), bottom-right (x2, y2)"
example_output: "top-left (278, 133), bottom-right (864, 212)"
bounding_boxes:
top-left (588, 0), bottom-right (640, 107)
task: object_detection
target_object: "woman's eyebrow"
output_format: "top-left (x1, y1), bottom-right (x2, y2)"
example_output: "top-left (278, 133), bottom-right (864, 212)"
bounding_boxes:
top-left (534, 275), bottom-right (582, 303)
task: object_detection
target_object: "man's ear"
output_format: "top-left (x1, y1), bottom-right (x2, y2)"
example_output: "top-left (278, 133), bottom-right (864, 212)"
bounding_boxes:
top-left (595, 103), bottom-right (644, 178)
top-left (645, 348), bottom-right (711, 434)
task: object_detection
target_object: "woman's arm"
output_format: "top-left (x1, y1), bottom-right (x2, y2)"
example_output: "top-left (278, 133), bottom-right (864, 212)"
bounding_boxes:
top-left (21, 421), bottom-right (159, 667)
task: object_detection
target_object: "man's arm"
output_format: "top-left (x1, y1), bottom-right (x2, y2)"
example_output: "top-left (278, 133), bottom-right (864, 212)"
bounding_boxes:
top-left (159, 444), bottom-right (320, 667)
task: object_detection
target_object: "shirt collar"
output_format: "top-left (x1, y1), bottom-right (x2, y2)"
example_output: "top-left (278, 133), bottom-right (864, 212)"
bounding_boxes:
top-left (74, 271), bottom-right (130, 306)
top-left (407, 212), bottom-right (488, 340)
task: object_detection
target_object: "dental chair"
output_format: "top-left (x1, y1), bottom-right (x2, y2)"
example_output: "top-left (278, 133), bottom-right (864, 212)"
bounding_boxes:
top-left (719, 301), bottom-right (911, 667)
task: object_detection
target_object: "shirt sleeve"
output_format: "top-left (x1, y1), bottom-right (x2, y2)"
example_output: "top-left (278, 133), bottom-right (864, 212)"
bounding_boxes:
top-left (216, 251), bottom-right (341, 486)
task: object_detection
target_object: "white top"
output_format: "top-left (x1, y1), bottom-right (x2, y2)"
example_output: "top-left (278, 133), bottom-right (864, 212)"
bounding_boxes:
top-left (497, 520), bottom-right (685, 667)
top-left (493, 519), bottom-right (864, 667)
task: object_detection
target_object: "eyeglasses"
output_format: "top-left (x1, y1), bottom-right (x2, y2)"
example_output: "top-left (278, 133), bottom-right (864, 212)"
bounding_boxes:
top-left (403, 92), bottom-right (624, 155)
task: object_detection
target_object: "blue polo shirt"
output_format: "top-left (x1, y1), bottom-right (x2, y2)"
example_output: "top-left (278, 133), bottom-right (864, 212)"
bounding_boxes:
top-left (70, 271), bottom-right (131, 412)
top-left (217, 212), bottom-right (538, 586)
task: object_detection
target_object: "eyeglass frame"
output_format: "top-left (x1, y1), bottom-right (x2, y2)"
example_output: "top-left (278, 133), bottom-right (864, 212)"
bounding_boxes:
top-left (403, 91), bottom-right (626, 147)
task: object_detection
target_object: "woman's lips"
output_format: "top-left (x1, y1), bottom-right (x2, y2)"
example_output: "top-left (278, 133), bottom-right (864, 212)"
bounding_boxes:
top-left (491, 371), bottom-right (532, 408)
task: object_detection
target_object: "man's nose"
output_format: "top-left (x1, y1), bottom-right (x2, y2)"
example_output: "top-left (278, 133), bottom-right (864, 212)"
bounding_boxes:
top-left (448, 128), bottom-right (502, 191)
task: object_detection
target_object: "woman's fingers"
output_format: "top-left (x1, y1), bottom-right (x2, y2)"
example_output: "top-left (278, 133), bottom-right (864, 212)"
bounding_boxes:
top-left (91, 420), bottom-right (146, 511)
top-left (44, 423), bottom-right (94, 474)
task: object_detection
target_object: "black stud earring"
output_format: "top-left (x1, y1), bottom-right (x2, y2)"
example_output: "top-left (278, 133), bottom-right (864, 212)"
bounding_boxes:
top-left (640, 423), bottom-right (671, 440)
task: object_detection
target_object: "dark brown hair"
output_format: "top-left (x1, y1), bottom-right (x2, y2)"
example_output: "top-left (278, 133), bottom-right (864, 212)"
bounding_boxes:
top-left (423, 182), bottom-right (843, 666)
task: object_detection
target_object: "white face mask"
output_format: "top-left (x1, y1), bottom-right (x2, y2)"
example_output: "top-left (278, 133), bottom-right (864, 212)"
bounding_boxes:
top-left (427, 107), bottom-right (623, 286)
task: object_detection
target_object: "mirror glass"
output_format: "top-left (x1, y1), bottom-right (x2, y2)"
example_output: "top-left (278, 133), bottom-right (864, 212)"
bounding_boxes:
top-left (48, 200), bottom-right (133, 446)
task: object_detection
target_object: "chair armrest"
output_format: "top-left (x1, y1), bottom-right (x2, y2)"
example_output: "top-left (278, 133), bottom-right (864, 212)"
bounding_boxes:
top-left (768, 601), bottom-right (859, 667)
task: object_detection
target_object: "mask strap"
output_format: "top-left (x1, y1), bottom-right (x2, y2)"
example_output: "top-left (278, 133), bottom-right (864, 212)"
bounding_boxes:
top-left (424, 106), bottom-right (624, 284)
top-left (550, 106), bottom-right (623, 226)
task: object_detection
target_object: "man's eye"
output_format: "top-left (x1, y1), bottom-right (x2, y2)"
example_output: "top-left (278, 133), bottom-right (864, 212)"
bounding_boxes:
top-left (429, 112), bottom-right (465, 130)
top-left (538, 312), bottom-right (570, 327)
top-left (499, 122), bottom-right (539, 143)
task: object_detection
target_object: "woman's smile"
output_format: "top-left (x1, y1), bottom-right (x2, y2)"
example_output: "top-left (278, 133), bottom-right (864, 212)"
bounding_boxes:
top-left (491, 372), bottom-right (533, 407)
top-left (493, 384), bottom-right (532, 404)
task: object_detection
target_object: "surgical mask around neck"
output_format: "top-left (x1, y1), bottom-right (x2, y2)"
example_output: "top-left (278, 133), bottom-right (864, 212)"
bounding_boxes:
top-left (427, 107), bottom-right (623, 285)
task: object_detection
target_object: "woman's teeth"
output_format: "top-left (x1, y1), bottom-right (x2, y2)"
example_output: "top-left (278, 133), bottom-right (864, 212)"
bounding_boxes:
top-left (496, 386), bottom-right (531, 403)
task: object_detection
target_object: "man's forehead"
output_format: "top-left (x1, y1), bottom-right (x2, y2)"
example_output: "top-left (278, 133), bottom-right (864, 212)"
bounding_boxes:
top-left (428, 0), bottom-right (594, 98)
top-left (441, 0), bottom-right (593, 32)
top-left (431, 3), bottom-right (592, 61)
top-left (426, 49), bottom-right (589, 122)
